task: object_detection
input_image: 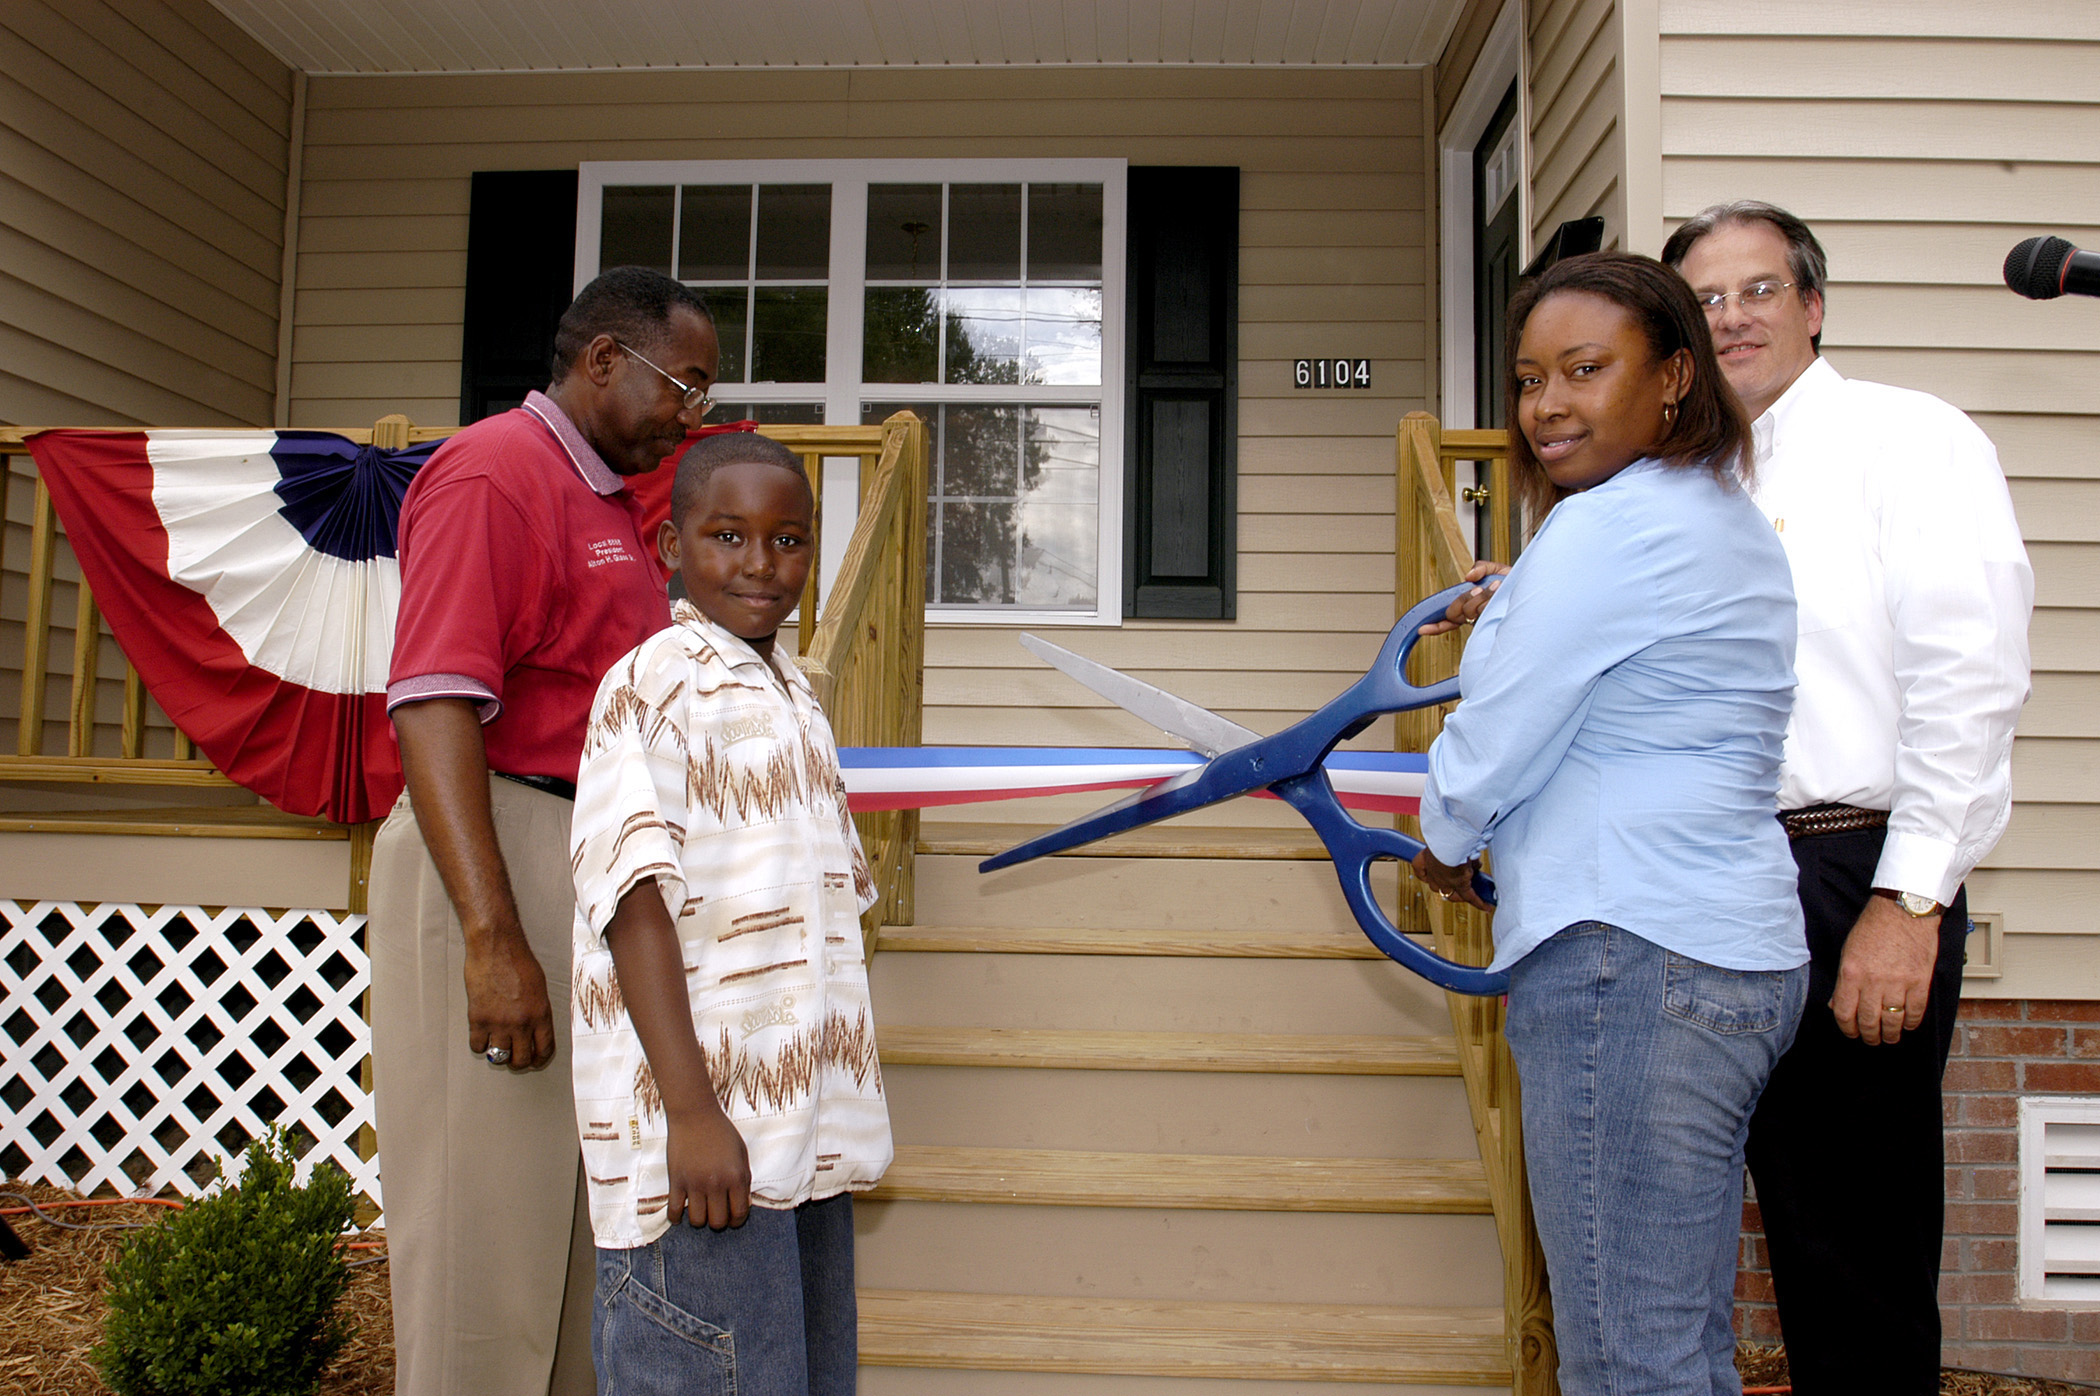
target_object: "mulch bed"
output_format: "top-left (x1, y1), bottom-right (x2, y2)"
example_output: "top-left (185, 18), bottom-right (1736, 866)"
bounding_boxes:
top-left (0, 1182), bottom-right (391, 1395)
top-left (2, 1184), bottom-right (2092, 1396)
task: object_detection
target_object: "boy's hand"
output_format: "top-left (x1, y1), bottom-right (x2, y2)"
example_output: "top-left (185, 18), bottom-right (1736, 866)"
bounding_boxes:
top-left (1417, 560), bottom-right (1510, 636)
top-left (667, 1103), bottom-right (752, 1230)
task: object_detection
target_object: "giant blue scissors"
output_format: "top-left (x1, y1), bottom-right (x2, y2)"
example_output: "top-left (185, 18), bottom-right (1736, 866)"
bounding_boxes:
top-left (980, 582), bottom-right (1508, 997)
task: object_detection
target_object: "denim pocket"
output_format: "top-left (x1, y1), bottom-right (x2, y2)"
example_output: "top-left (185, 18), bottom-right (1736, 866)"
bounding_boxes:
top-left (599, 1261), bottom-right (737, 1396)
top-left (1661, 950), bottom-right (1789, 1035)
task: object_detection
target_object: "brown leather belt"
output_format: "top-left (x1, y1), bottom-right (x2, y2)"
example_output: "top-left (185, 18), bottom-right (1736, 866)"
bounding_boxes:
top-left (1778, 803), bottom-right (1888, 840)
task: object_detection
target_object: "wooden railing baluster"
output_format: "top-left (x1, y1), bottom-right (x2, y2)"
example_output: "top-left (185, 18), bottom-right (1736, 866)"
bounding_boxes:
top-left (18, 478), bottom-right (57, 758)
top-left (68, 583), bottom-right (100, 757)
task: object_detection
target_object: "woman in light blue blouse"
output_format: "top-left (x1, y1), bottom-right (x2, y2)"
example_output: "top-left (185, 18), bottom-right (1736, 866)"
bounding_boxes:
top-left (1410, 252), bottom-right (1808, 1394)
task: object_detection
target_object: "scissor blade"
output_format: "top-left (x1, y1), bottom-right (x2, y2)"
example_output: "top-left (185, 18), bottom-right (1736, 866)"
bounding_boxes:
top-left (979, 763), bottom-right (1217, 872)
top-left (1019, 633), bottom-right (1258, 757)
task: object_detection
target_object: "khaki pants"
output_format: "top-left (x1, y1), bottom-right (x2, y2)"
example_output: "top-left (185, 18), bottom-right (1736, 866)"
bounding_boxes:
top-left (370, 776), bottom-right (596, 1396)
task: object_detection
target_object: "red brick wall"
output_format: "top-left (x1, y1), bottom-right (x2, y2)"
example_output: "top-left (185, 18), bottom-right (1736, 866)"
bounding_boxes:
top-left (1733, 998), bottom-right (2100, 1381)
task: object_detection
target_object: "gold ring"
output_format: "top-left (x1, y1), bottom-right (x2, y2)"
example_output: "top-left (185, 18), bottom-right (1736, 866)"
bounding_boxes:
top-left (1440, 891), bottom-right (1459, 902)
top-left (1882, 1006), bottom-right (1904, 1014)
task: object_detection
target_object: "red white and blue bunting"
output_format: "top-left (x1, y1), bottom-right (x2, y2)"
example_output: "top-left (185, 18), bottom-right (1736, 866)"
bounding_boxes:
top-left (27, 428), bottom-right (1422, 827)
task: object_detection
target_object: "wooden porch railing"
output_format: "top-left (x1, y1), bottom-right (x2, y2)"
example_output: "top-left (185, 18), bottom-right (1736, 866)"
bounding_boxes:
top-left (0, 412), bottom-right (928, 936)
top-left (1394, 411), bottom-right (1558, 1394)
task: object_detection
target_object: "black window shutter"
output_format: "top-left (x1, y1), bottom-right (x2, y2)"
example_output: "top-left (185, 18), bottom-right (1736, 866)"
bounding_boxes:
top-left (1125, 167), bottom-right (1238, 619)
top-left (459, 170), bottom-right (580, 425)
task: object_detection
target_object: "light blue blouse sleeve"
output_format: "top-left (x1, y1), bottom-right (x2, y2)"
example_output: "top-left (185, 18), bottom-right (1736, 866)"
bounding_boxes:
top-left (1420, 491), bottom-right (1662, 864)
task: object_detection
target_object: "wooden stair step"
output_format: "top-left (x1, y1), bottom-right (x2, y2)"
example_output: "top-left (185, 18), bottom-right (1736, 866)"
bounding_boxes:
top-left (923, 821), bottom-right (1336, 861)
top-left (876, 923), bottom-right (1385, 958)
top-left (867, 1145), bottom-right (1491, 1214)
top-left (857, 1289), bottom-right (1511, 1384)
top-left (879, 1025), bottom-right (1460, 1075)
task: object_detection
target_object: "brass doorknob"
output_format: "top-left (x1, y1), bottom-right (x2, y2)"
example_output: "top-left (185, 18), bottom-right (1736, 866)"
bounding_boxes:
top-left (1461, 486), bottom-right (1491, 505)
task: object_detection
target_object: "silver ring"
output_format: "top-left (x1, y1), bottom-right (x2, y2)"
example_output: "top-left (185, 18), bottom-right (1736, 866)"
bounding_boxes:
top-left (485, 1046), bottom-right (512, 1065)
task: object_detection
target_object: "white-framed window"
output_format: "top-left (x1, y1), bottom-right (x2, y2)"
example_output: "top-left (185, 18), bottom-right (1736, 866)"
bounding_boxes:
top-left (575, 159), bottom-right (1127, 626)
top-left (2018, 1095), bottom-right (2100, 1305)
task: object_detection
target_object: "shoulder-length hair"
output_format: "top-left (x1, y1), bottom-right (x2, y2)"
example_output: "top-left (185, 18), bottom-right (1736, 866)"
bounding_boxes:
top-left (1503, 250), bottom-right (1752, 524)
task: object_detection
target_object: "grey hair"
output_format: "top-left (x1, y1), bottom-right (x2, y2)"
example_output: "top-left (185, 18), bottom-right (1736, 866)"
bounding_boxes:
top-left (1660, 201), bottom-right (1829, 349)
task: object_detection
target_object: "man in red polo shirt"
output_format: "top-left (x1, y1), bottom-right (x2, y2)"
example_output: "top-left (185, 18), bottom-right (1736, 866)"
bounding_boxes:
top-left (371, 267), bottom-right (718, 1396)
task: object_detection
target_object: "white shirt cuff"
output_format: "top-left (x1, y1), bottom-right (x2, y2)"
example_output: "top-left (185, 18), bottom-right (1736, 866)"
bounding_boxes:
top-left (1873, 830), bottom-right (1961, 907)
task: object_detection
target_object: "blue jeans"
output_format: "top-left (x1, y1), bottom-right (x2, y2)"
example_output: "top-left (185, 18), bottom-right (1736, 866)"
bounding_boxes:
top-left (1503, 923), bottom-right (1807, 1396)
top-left (592, 1193), bottom-right (857, 1396)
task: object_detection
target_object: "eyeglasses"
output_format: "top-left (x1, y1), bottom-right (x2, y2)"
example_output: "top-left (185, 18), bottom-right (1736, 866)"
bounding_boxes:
top-left (1695, 281), bottom-right (1794, 317)
top-left (616, 340), bottom-right (713, 415)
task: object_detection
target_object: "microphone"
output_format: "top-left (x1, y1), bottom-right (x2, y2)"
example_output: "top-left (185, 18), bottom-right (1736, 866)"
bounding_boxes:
top-left (2004, 236), bottom-right (2100, 299)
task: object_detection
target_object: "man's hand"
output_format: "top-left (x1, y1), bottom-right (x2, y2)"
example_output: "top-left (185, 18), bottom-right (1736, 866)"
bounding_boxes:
top-left (463, 926), bottom-right (557, 1070)
top-left (1829, 893), bottom-right (1941, 1045)
top-left (392, 698), bottom-right (553, 1071)
top-left (667, 1103), bottom-right (752, 1231)
top-left (1418, 560), bottom-right (1511, 636)
top-left (1412, 847), bottom-right (1492, 911)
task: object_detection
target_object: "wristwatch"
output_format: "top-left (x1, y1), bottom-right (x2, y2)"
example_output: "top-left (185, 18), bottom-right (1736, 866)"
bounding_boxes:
top-left (1874, 888), bottom-right (1942, 918)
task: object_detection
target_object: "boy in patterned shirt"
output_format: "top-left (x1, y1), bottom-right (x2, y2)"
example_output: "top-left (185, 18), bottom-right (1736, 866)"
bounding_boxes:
top-left (568, 431), bottom-right (891, 1395)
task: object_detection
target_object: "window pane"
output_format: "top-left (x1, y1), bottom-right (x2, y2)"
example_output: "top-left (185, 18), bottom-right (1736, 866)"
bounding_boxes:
top-left (1013, 503), bottom-right (1099, 607)
top-left (678, 185), bottom-right (752, 280)
top-left (866, 184), bottom-right (943, 281)
top-left (863, 287), bottom-right (940, 383)
top-left (756, 185), bottom-right (832, 280)
top-left (701, 289), bottom-right (748, 383)
top-left (1025, 407), bottom-right (1102, 504)
top-left (945, 288), bottom-right (1022, 385)
top-left (1024, 287), bottom-right (1102, 385)
top-left (937, 501), bottom-right (1019, 605)
top-left (1028, 183), bottom-right (1103, 281)
top-left (943, 404), bottom-right (1020, 495)
top-left (948, 184), bottom-right (1021, 280)
top-left (751, 286), bottom-right (828, 382)
top-left (602, 186), bottom-right (674, 275)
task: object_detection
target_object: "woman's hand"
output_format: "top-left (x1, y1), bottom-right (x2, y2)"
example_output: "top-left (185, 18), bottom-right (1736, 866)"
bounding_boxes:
top-left (1417, 561), bottom-right (1512, 636)
top-left (1412, 847), bottom-right (1492, 910)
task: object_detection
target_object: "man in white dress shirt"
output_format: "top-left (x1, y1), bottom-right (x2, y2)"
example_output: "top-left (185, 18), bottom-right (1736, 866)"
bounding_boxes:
top-left (1662, 202), bottom-right (2033, 1391)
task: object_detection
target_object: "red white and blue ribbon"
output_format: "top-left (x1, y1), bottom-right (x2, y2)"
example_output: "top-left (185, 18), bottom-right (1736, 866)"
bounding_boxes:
top-left (840, 747), bottom-right (1424, 815)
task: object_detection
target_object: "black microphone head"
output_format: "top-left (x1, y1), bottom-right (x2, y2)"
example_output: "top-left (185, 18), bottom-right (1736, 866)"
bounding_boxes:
top-left (2006, 235), bottom-right (2076, 300)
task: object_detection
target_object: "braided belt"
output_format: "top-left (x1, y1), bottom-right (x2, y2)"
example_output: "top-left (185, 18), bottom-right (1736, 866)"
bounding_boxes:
top-left (1778, 802), bottom-right (1889, 841)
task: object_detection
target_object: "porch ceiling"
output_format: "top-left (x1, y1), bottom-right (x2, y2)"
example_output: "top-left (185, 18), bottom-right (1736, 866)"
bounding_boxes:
top-left (204, 0), bottom-right (1465, 75)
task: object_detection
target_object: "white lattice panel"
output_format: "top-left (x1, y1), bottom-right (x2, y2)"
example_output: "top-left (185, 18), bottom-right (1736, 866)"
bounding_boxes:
top-left (0, 902), bottom-right (381, 1206)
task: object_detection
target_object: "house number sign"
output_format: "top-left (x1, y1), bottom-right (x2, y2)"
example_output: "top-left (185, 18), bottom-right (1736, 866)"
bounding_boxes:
top-left (1295, 358), bottom-right (1371, 389)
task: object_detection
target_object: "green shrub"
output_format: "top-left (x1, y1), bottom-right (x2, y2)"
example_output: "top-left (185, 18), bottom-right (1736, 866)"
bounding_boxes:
top-left (93, 1127), bottom-right (356, 1396)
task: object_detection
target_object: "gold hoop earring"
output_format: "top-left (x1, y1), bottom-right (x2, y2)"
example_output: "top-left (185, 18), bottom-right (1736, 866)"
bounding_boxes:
top-left (1663, 401), bottom-right (1678, 428)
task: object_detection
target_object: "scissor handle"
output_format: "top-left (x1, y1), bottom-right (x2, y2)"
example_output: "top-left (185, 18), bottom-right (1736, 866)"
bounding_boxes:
top-left (1272, 772), bottom-right (1509, 997)
top-left (1368, 580), bottom-right (1485, 711)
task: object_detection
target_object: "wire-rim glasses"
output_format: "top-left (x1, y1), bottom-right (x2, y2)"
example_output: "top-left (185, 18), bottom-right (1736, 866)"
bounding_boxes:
top-left (616, 340), bottom-right (713, 415)
top-left (1696, 281), bottom-right (1795, 318)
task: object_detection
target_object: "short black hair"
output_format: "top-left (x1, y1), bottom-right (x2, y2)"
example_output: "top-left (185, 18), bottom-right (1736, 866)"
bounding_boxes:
top-left (1660, 200), bottom-right (1829, 351)
top-left (550, 266), bottom-right (714, 382)
top-left (1504, 250), bottom-right (1753, 524)
top-left (671, 431), bottom-right (811, 525)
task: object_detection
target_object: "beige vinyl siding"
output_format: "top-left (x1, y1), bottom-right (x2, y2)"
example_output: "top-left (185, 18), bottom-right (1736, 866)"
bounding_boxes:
top-left (0, 0), bottom-right (290, 799)
top-left (291, 67), bottom-right (1432, 773)
top-left (0, 0), bottom-right (291, 427)
top-left (1659, 3), bottom-right (2100, 954)
top-left (1436, 0), bottom-right (1509, 132)
top-left (1527, 0), bottom-right (1624, 250)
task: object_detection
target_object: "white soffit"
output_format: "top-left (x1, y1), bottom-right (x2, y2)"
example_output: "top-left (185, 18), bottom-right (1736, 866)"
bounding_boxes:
top-left (205, 0), bottom-right (1464, 74)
